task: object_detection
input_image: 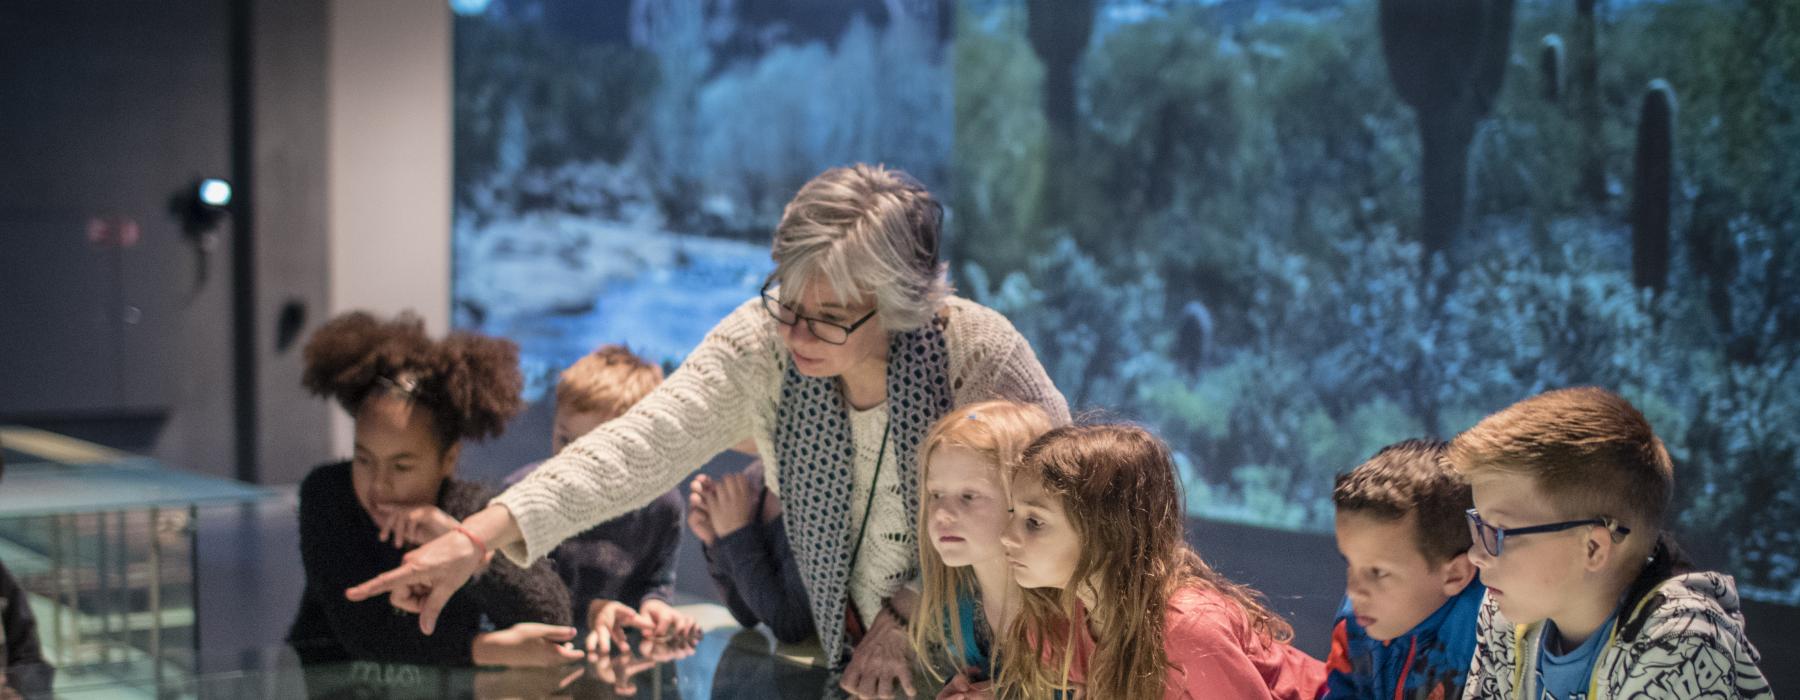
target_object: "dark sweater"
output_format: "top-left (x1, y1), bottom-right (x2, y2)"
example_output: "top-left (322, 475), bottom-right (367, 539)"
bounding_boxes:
top-left (504, 462), bottom-right (683, 635)
top-left (702, 462), bottom-right (814, 645)
top-left (0, 559), bottom-right (52, 697)
top-left (287, 461), bottom-right (571, 666)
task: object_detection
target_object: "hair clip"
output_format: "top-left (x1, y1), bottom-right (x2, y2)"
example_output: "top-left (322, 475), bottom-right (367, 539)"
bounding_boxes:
top-left (378, 374), bottom-right (420, 398)
top-left (966, 411), bottom-right (982, 422)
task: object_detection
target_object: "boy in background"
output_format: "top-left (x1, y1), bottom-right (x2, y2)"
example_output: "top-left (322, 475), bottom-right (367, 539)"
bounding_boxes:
top-left (505, 346), bottom-right (695, 655)
top-left (1326, 438), bottom-right (1484, 699)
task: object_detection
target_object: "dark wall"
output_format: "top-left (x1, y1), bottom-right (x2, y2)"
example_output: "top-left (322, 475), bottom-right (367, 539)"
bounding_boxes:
top-left (242, 0), bottom-right (333, 485)
top-left (0, 1), bottom-right (239, 477)
top-left (0, 0), bottom-right (332, 484)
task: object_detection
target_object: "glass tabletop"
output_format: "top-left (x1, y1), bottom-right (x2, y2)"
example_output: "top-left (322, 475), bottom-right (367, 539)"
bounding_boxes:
top-left (0, 458), bottom-right (272, 516)
top-left (0, 425), bottom-right (272, 516)
top-left (52, 627), bottom-right (864, 700)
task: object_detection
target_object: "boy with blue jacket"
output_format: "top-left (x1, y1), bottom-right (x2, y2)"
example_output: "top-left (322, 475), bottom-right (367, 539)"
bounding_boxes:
top-left (1326, 439), bottom-right (1484, 700)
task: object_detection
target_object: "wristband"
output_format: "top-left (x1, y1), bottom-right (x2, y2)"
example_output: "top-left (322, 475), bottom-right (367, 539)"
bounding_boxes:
top-left (455, 525), bottom-right (489, 556)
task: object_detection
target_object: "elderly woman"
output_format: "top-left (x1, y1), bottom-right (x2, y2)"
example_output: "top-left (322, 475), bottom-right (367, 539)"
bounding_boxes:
top-left (349, 164), bottom-right (1068, 697)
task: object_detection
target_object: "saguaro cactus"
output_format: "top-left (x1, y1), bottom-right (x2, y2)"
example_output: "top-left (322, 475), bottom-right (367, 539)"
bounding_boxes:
top-left (1540, 34), bottom-right (1565, 102)
top-left (1575, 0), bottom-right (1606, 202)
top-left (1378, 0), bottom-right (1516, 256)
top-left (1632, 80), bottom-right (1677, 295)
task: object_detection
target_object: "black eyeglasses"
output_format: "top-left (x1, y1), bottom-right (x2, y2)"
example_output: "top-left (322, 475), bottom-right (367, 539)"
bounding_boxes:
top-left (759, 279), bottom-right (877, 345)
top-left (1465, 508), bottom-right (1630, 558)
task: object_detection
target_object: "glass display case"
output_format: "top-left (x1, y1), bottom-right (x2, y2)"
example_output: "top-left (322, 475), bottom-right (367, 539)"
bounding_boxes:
top-left (0, 426), bottom-right (272, 697)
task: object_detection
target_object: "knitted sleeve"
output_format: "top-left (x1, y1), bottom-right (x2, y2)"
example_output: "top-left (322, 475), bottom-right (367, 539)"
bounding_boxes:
top-left (946, 300), bottom-right (1071, 424)
top-left (491, 299), bottom-right (777, 565)
top-left (440, 480), bottom-right (572, 629)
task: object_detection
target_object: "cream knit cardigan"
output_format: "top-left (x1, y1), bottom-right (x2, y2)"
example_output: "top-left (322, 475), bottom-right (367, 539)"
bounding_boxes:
top-left (492, 296), bottom-right (1069, 621)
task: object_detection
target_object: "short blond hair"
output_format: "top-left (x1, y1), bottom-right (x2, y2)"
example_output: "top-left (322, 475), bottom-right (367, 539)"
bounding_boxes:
top-left (770, 163), bottom-right (950, 332)
top-left (1447, 387), bottom-right (1673, 537)
top-left (555, 345), bottom-right (663, 420)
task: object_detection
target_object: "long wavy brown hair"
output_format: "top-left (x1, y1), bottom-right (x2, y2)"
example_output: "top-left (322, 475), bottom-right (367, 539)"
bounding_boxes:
top-left (996, 424), bottom-right (1294, 699)
top-left (909, 400), bottom-right (1056, 682)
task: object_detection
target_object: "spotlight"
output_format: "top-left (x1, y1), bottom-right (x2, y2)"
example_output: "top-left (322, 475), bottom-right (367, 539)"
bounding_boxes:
top-left (171, 177), bottom-right (233, 236)
top-left (198, 178), bottom-right (233, 209)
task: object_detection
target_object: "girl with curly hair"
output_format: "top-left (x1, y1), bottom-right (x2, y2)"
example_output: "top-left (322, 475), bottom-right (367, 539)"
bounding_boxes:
top-left (286, 311), bottom-right (577, 668)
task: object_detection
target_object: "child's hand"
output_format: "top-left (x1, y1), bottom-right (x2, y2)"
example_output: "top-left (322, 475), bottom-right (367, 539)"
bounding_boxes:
top-left (637, 599), bottom-right (701, 649)
top-left (470, 623), bottom-right (585, 667)
top-left (704, 472), bottom-right (758, 538)
top-left (584, 599), bottom-right (649, 660)
top-left (374, 504), bottom-right (460, 549)
top-left (936, 668), bottom-right (993, 700)
top-left (687, 475), bottom-right (718, 546)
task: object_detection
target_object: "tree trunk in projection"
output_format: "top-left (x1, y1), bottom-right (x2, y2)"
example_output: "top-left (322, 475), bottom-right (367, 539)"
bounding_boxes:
top-left (1632, 80), bottom-right (1676, 295)
top-left (1024, 0), bottom-right (1095, 137)
top-left (1378, 0), bottom-right (1516, 257)
top-left (1576, 0), bottom-right (1606, 203)
top-left (1024, 0), bottom-right (1096, 229)
top-left (1419, 111), bottom-right (1478, 258)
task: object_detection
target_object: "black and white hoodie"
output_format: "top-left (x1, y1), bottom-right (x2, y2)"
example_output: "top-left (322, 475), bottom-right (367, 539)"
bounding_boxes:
top-left (1462, 562), bottom-right (1772, 699)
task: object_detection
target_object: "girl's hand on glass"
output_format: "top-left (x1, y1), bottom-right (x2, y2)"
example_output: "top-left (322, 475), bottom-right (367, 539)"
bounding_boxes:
top-left (471, 622), bottom-right (584, 667)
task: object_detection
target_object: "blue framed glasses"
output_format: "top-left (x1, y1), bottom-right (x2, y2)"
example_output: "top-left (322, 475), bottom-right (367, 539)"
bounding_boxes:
top-left (1465, 508), bottom-right (1630, 557)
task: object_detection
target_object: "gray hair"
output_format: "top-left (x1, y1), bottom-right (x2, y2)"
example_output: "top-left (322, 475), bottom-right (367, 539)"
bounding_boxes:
top-left (770, 164), bottom-right (950, 332)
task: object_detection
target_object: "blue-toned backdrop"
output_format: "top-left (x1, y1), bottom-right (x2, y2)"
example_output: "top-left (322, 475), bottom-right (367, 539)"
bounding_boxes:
top-left (452, 0), bottom-right (1799, 606)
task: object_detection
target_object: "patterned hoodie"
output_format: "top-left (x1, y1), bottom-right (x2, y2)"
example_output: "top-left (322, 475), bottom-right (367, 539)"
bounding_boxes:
top-left (1461, 568), bottom-right (1772, 699)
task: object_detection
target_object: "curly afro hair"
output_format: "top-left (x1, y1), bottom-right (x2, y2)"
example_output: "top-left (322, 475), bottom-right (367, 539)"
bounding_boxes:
top-left (301, 311), bottom-right (523, 450)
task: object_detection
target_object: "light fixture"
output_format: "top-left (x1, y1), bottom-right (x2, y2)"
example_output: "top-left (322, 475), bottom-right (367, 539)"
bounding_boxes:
top-left (198, 178), bottom-right (233, 209)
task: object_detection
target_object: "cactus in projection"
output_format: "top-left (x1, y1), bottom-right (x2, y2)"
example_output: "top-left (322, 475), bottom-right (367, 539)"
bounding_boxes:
top-left (1540, 34), bottom-right (1565, 102)
top-left (1631, 80), bottom-right (1677, 295)
top-left (1378, 0), bottom-right (1516, 256)
top-left (1024, 0), bottom-right (1098, 135)
top-left (1575, 0), bottom-right (1606, 202)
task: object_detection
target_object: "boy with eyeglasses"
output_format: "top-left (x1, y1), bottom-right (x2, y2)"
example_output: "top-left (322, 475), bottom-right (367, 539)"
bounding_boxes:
top-left (1325, 439), bottom-right (1484, 699)
top-left (1448, 387), bottom-right (1771, 699)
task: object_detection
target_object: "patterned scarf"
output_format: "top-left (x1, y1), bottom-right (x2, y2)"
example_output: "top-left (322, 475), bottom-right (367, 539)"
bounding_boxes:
top-left (773, 316), bottom-right (954, 664)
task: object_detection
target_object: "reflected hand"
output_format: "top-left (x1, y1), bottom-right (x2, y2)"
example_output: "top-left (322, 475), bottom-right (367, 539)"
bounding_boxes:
top-left (374, 504), bottom-right (460, 549)
top-left (472, 664), bottom-right (585, 698)
top-left (344, 529), bottom-right (485, 635)
top-left (471, 623), bottom-right (585, 667)
top-left (841, 610), bottom-right (917, 699)
top-left (591, 649), bottom-right (660, 697)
